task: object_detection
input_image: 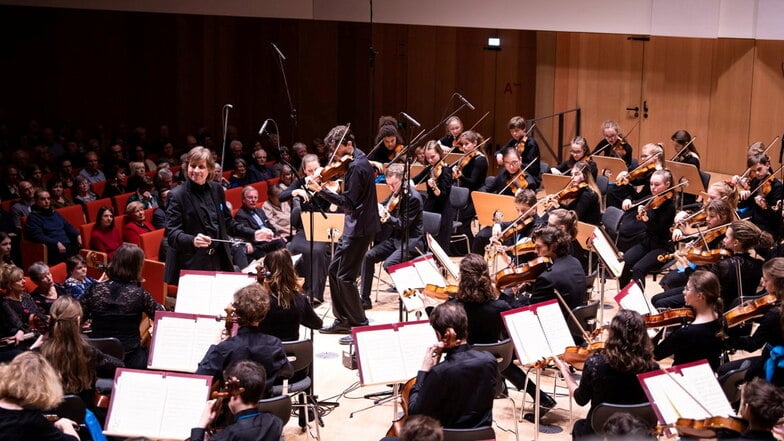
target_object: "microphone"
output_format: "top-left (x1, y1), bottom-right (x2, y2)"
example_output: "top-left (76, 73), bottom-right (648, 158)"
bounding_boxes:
top-left (224, 104), bottom-right (233, 109)
top-left (258, 119), bottom-right (270, 135)
top-left (780, 134), bottom-right (783, 165)
top-left (456, 93), bottom-right (475, 110)
top-left (271, 43), bottom-right (286, 61)
top-left (400, 112), bottom-right (421, 128)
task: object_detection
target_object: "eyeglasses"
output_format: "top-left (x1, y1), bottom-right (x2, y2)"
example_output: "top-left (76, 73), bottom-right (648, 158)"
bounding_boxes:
top-left (503, 161), bottom-right (520, 167)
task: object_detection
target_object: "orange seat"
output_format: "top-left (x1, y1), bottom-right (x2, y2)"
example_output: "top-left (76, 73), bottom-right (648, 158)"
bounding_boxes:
top-left (251, 181), bottom-right (269, 204)
top-left (84, 198), bottom-right (113, 223)
top-left (112, 192), bottom-right (134, 214)
top-left (139, 229), bottom-right (164, 261)
top-left (141, 259), bottom-right (167, 305)
top-left (55, 204), bottom-right (87, 229)
top-left (224, 187), bottom-right (243, 213)
top-left (79, 222), bottom-right (95, 249)
top-left (49, 262), bottom-right (67, 284)
top-left (91, 180), bottom-right (107, 198)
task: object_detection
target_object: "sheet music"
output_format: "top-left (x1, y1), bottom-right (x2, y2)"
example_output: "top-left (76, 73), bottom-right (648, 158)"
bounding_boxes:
top-left (504, 309), bottom-right (550, 364)
top-left (615, 282), bottom-right (656, 316)
top-left (174, 273), bottom-right (215, 314)
top-left (388, 264), bottom-right (424, 292)
top-left (680, 363), bottom-right (734, 417)
top-left (211, 273), bottom-right (255, 314)
top-left (412, 256), bottom-right (446, 287)
top-left (354, 328), bottom-right (407, 385)
top-left (107, 371), bottom-right (167, 436)
top-left (537, 302), bottom-right (576, 355)
top-left (158, 375), bottom-right (211, 440)
top-left (192, 318), bottom-right (225, 367)
top-left (149, 316), bottom-right (197, 372)
top-left (591, 226), bottom-right (624, 277)
top-left (426, 233), bottom-right (459, 279)
top-left (397, 322), bottom-right (438, 375)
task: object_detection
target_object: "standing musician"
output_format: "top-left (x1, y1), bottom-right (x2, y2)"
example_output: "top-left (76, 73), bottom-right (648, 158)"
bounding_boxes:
top-left (592, 120), bottom-right (635, 169)
top-left (452, 130), bottom-right (489, 253)
top-left (483, 146), bottom-right (526, 196)
top-left (653, 271), bottom-right (725, 371)
top-left (368, 116), bottom-right (405, 179)
top-left (737, 153), bottom-right (783, 240)
top-left (618, 168), bottom-right (676, 289)
top-left (360, 163), bottom-right (424, 310)
top-left (196, 284), bottom-right (293, 394)
top-left (653, 219), bottom-right (771, 309)
top-left (720, 258), bottom-right (784, 387)
top-left (191, 360), bottom-right (284, 441)
top-left (438, 116), bottom-right (463, 152)
top-left (669, 129), bottom-right (702, 206)
top-left (407, 302), bottom-right (497, 429)
top-left (497, 116), bottom-right (541, 189)
top-left (470, 189), bottom-right (540, 257)
top-left (553, 310), bottom-right (659, 440)
top-left (552, 135), bottom-right (598, 179)
top-left (548, 161), bottom-right (602, 226)
top-left (413, 141), bottom-right (453, 252)
top-left (308, 125), bottom-right (380, 338)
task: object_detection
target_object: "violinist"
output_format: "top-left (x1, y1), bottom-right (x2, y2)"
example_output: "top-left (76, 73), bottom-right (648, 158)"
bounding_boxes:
top-left (280, 154), bottom-right (334, 305)
top-left (470, 189), bottom-right (540, 257)
top-left (549, 161), bottom-right (602, 226)
top-left (524, 226), bottom-right (587, 312)
top-left (0, 265), bottom-right (46, 356)
top-left (368, 117), bottom-right (405, 179)
top-left (191, 360), bottom-right (284, 441)
top-left (437, 116), bottom-right (463, 152)
top-left (618, 169), bottom-right (676, 289)
top-left (652, 219), bottom-right (771, 309)
top-left (669, 130), bottom-right (702, 206)
top-left (653, 271), bottom-right (725, 371)
top-left (737, 378), bottom-right (784, 440)
top-left (737, 153), bottom-right (783, 240)
top-left (452, 130), bottom-right (489, 191)
top-left (483, 146), bottom-right (525, 196)
top-left (609, 143), bottom-right (663, 229)
top-left (413, 141), bottom-right (453, 252)
top-left (546, 208), bottom-right (592, 275)
top-left (551, 135), bottom-right (597, 179)
top-left (552, 310), bottom-right (659, 440)
top-left (360, 163), bottom-right (424, 310)
top-left (196, 284), bottom-right (293, 393)
top-left (497, 116), bottom-right (541, 189)
top-left (452, 254), bottom-right (558, 419)
top-left (407, 302), bottom-right (497, 429)
top-left (720, 258), bottom-right (784, 387)
top-left (671, 181), bottom-right (739, 239)
top-left (592, 120), bottom-right (635, 169)
top-left (412, 144), bottom-right (427, 166)
top-left (309, 125), bottom-right (380, 339)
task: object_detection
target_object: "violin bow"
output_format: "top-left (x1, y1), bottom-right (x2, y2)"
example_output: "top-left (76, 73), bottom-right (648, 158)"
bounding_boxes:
top-left (738, 135), bottom-right (781, 181)
top-left (629, 181), bottom-right (689, 209)
top-left (467, 111), bottom-right (491, 133)
top-left (495, 195), bottom-right (548, 240)
top-left (749, 164), bottom-right (784, 196)
top-left (388, 128), bottom-right (427, 165)
top-left (498, 156), bottom-right (539, 195)
top-left (326, 122), bottom-right (351, 165)
top-left (670, 136), bottom-right (698, 161)
top-left (553, 289), bottom-right (592, 343)
top-left (447, 137), bottom-right (493, 168)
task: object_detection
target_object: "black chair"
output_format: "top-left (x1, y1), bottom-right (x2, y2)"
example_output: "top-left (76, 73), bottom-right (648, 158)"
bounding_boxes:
top-left (700, 171), bottom-right (711, 190)
top-left (442, 426), bottom-right (496, 441)
top-left (590, 402), bottom-right (658, 435)
top-left (567, 301), bottom-right (600, 340)
top-left (471, 339), bottom-right (518, 439)
top-left (718, 359), bottom-right (751, 410)
top-left (50, 394), bottom-right (86, 424)
top-left (258, 394), bottom-right (292, 426)
top-left (86, 337), bottom-right (124, 394)
top-left (449, 186), bottom-right (471, 251)
top-left (272, 339), bottom-right (320, 440)
top-left (601, 206), bottom-right (624, 244)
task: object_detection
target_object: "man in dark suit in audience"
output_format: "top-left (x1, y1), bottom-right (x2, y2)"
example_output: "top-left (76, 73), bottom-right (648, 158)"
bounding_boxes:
top-left (233, 186), bottom-right (286, 267)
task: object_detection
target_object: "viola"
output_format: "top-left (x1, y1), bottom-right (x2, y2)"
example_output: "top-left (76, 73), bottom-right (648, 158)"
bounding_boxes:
top-left (643, 307), bottom-right (695, 328)
top-left (560, 341), bottom-right (604, 371)
top-left (657, 248), bottom-right (733, 265)
top-left (380, 192), bottom-right (401, 223)
top-left (493, 257), bottom-right (552, 289)
top-left (422, 284), bottom-right (458, 301)
top-left (314, 155), bottom-right (353, 184)
top-left (216, 305), bottom-right (237, 341)
top-left (724, 294), bottom-right (779, 328)
top-left (671, 416), bottom-right (747, 439)
top-left (208, 376), bottom-right (246, 432)
top-left (386, 377), bottom-right (417, 437)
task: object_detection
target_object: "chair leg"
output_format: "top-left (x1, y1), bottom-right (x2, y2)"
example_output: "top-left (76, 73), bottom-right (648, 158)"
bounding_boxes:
top-left (502, 395), bottom-right (519, 441)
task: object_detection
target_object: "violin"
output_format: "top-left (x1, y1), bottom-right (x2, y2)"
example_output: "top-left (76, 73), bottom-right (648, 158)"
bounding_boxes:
top-left (560, 341), bottom-right (604, 371)
top-left (669, 416), bottom-right (747, 439)
top-left (386, 377), bottom-right (417, 437)
top-left (498, 215), bottom-right (535, 242)
top-left (724, 293), bottom-right (779, 328)
top-left (380, 192), bottom-right (400, 223)
top-left (657, 248), bottom-right (733, 265)
top-left (493, 257), bottom-right (552, 289)
top-left (504, 171), bottom-right (528, 193)
top-left (216, 305), bottom-right (237, 341)
top-left (422, 284), bottom-right (458, 301)
top-left (452, 150), bottom-right (479, 180)
top-left (207, 376), bottom-right (246, 432)
top-left (643, 307), bottom-right (695, 328)
top-left (636, 191), bottom-right (674, 222)
top-left (505, 237), bottom-right (536, 256)
top-left (549, 182), bottom-right (588, 204)
top-left (616, 152), bottom-right (660, 186)
top-left (313, 155), bottom-right (353, 184)
top-left (0, 331), bottom-right (36, 348)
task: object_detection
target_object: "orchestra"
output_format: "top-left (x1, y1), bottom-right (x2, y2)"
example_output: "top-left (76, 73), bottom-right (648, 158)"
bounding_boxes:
top-left (4, 108), bottom-right (784, 441)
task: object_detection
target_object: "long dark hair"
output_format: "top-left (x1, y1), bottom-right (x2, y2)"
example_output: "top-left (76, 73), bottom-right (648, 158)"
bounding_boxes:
top-left (457, 254), bottom-right (497, 303)
top-left (40, 296), bottom-right (94, 393)
top-left (261, 248), bottom-right (300, 310)
top-left (604, 310), bottom-right (656, 373)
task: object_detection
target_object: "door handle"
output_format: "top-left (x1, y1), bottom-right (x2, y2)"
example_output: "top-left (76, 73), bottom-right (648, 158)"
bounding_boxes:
top-left (643, 101), bottom-right (649, 118)
top-left (626, 106), bottom-right (639, 118)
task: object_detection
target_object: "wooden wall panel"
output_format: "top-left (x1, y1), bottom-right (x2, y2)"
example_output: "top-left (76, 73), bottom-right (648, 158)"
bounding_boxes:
top-left (706, 39), bottom-right (755, 173)
top-left (749, 39), bottom-right (784, 165)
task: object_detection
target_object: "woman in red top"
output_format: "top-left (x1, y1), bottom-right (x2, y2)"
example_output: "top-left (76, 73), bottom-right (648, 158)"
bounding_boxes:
top-left (89, 206), bottom-right (122, 258)
top-left (122, 201), bottom-right (155, 246)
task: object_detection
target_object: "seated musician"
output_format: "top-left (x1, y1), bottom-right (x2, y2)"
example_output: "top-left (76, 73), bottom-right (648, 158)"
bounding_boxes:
top-left (652, 220), bottom-right (770, 309)
top-left (551, 136), bottom-right (597, 179)
top-left (653, 271), bottom-right (725, 371)
top-left (368, 117), bottom-right (404, 178)
top-left (592, 120), bottom-right (634, 169)
top-left (737, 153), bottom-right (782, 240)
top-left (452, 254), bottom-right (557, 419)
top-left (407, 302), bottom-right (497, 429)
top-left (553, 310), bottom-right (659, 440)
top-left (720, 258), bottom-right (784, 387)
top-left (0, 265), bottom-right (46, 356)
top-left (525, 225), bottom-right (586, 312)
top-left (360, 163), bottom-right (423, 310)
top-left (437, 116), bottom-right (463, 152)
top-left (483, 147), bottom-right (526, 196)
top-left (545, 208), bottom-right (592, 274)
top-left (659, 199), bottom-right (733, 292)
top-left (470, 189), bottom-right (540, 258)
top-left (737, 378), bottom-right (784, 440)
top-left (607, 142), bottom-right (662, 217)
top-left (412, 141), bottom-right (453, 252)
top-left (196, 284), bottom-right (293, 394)
top-left (191, 360), bottom-right (283, 441)
top-left (548, 162), bottom-right (602, 226)
top-left (669, 130), bottom-right (702, 204)
top-left (497, 116), bottom-right (541, 189)
top-left (618, 169), bottom-right (676, 289)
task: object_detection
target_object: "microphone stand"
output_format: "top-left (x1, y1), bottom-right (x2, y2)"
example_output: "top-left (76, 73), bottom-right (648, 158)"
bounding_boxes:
top-left (271, 43), bottom-right (298, 142)
top-left (219, 104), bottom-right (232, 172)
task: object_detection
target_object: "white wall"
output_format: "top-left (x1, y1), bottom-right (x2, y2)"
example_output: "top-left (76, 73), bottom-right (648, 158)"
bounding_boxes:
top-left (0, 0), bottom-right (781, 40)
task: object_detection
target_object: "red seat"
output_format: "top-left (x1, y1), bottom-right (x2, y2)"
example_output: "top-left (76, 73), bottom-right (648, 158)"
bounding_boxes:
top-left (141, 259), bottom-right (167, 305)
top-left (224, 187), bottom-right (243, 213)
top-left (112, 192), bottom-right (134, 214)
top-left (84, 198), bottom-right (113, 223)
top-left (251, 181), bottom-right (269, 204)
top-left (139, 229), bottom-right (164, 261)
top-left (55, 204), bottom-right (86, 229)
top-left (49, 262), bottom-right (67, 284)
top-left (91, 180), bottom-right (107, 198)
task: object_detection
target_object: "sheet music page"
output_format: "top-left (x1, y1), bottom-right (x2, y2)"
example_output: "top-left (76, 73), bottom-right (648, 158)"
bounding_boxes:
top-left (190, 317), bottom-right (225, 369)
top-left (148, 316), bottom-right (196, 372)
top-left (210, 273), bottom-right (255, 315)
top-left (106, 371), bottom-right (166, 437)
top-left (174, 273), bottom-right (215, 314)
top-left (591, 227), bottom-right (624, 277)
top-left (397, 323), bottom-right (438, 376)
top-left (536, 302), bottom-right (576, 355)
top-left (413, 256), bottom-right (447, 287)
top-left (426, 233), bottom-right (459, 279)
top-left (503, 309), bottom-right (550, 364)
top-left (641, 374), bottom-right (688, 424)
top-left (681, 363), bottom-right (734, 417)
top-left (616, 282), bottom-right (656, 316)
top-left (354, 328), bottom-right (406, 385)
top-left (158, 375), bottom-right (211, 440)
top-left (388, 264), bottom-right (424, 292)
top-left (641, 371), bottom-right (711, 423)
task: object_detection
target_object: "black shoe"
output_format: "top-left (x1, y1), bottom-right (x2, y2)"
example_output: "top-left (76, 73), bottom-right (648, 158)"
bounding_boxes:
top-left (319, 322), bottom-right (351, 334)
top-left (361, 298), bottom-right (372, 310)
top-left (523, 396), bottom-right (556, 422)
top-left (339, 335), bottom-right (354, 345)
top-left (311, 298), bottom-right (323, 306)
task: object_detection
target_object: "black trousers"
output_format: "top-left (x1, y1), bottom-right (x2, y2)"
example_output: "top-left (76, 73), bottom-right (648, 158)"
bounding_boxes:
top-left (328, 235), bottom-right (372, 326)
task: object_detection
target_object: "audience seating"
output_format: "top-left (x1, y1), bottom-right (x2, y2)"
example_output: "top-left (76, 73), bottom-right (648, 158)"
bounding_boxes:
top-left (142, 258), bottom-right (167, 305)
top-left (91, 180), bottom-right (107, 198)
top-left (56, 204), bottom-right (87, 229)
top-left (139, 228), bottom-right (165, 261)
top-left (224, 186), bottom-right (243, 212)
top-left (84, 197), bottom-right (113, 223)
top-left (112, 192), bottom-right (134, 214)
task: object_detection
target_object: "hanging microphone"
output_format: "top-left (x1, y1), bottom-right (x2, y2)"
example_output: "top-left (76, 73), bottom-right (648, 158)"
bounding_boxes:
top-left (455, 93), bottom-right (475, 110)
top-left (271, 43), bottom-right (286, 61)
top-left (400, 112), bottom-right (421, 128)
top-left (224, 104), bottom-right (233, 109)
top-left (258, 119), bottom-right (270, 135)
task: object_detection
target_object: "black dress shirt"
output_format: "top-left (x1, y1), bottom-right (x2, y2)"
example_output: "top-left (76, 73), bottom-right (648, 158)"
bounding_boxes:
top-left (190, 408), bottom-right (283, 441)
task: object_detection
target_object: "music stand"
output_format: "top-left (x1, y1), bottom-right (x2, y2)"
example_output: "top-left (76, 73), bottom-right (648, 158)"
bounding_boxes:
top-left (444, 152), bottom-right (463, 165)
top-left (541, 173), bottom-right (573, 195)
top-left (578, 221), bottom-right (624, 324)
top-left (665, 160), bottom-right (705, 209)
top-left (471, 191), bottom-right (517, 227)
top-left (376, 183), bottom-right (392, 204)
top-left (425, 233), bottom-right (459, 281)
top-left (593, 156), bottom-right (628, 182)
top-left (301, 212), bottom-right (346, 255)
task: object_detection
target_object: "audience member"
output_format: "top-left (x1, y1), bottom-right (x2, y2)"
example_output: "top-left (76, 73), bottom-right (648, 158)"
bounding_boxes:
top-left (24, 189), bottom-right (81, 264)
top-left (78, 151), bottom-right (106, 184)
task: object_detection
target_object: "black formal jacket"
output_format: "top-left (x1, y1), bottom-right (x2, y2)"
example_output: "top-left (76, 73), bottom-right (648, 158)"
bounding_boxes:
top-left (316, 148), bottom-right (381, 239)
top-left (529, 254), bottom-right (587, 310)
top-left (381, 187), bottom-right (424, 243)
top-left (165, 180), bottom-right (257, 284)
top-left (503, 137), bottom-right (541, 188)
top-left (234, 206), bottom-right (281, 235)
top-left (190, 409), bottom-right (283, 441)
